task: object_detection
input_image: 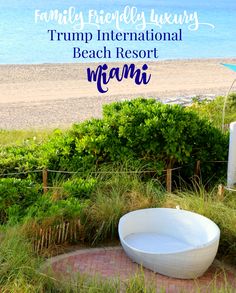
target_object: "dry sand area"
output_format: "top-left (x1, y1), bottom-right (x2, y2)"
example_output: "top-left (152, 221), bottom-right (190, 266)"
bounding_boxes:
top-left (0, 58), bottom-right (236, 129)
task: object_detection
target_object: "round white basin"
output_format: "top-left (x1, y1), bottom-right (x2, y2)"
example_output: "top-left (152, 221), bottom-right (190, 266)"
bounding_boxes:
top-left (118, 208), bottom-right (220, 279)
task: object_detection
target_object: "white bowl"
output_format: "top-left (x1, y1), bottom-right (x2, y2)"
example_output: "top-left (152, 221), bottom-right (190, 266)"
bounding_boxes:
top-left (118, 208), bottom-right (220, 279)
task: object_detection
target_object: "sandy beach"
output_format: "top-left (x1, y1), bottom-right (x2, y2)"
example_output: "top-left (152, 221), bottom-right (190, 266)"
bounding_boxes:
top-left (0, 58), bottom-right (236, 129)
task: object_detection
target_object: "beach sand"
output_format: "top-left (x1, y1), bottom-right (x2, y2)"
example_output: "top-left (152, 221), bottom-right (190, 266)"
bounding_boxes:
top-left (0, 58), bottom-right (236, 129)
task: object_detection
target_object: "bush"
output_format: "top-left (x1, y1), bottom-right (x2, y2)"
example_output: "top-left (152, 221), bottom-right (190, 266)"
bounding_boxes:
top-left (0, 98), bottom-right (229, 186)
top-left (42, 99), bottom-right (228, 184)
top-left (102, 99), bottom-right (228, 165)
top-left (0, 139), bottom-right (40, 177)
top-left (24, 195), bottom-right (87, 222)
top-left (0, 178), bottom-right (41, 224)
top-left (62, 177), bottom-right (97, 199)
top-left (0, 176), bottom-right (90, 225)
top-left (189, 94), bottom-right (236, 129)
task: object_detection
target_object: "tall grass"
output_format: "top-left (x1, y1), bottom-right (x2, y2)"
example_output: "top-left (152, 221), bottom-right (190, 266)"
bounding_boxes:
top-left (82, 171), bottom-right (163, 244)
top-left (163, 188), bottom-right (236, 264)
top-left (81, 174), bottom-right (236, 264)
top-left (0, 129), bottom-right (53, 147)
top-left (0, 226), bottom-right (58, 292)
top-left (17, 168), bottom-right (235, 264)
top-left (189, 94), bottom-right (236, 130)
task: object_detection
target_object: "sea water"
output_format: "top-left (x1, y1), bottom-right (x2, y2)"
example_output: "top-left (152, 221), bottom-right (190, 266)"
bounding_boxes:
top-left (0, 0), bottom-right (235, 64)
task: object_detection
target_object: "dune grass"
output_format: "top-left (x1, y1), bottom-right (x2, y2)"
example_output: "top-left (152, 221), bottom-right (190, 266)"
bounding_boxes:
top-left (163, 190), bottom-right (236, 264)
top-left (0, 226), bottom-right (56, 292)
top-left (0, 129), bottom-right (53, 147)
top-left (77, 172), bottom-right (236, 265)
top-left (14, 169), bottom-right (236, 264)
top-left (189, 94), bottom-right (236, 130)
top-left (82, 170), bottom-right (163, 244)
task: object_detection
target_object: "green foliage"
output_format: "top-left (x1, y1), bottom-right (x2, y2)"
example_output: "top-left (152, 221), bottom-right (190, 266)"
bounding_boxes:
top-left (0, 139), bottom-right (40, 177)
top-left (38, 129), bottom-right (74, 171)
top-left (40, 99), bottom-right (228, 185)
top-left (24, 195), bottom-right (87, 222)
top-left (0, 176), bottom-right (90, 225)
top-left (0, 129), bottom-right (52, 147)
top-left (0, 227), bottom-right (40, 285)
top-left (102, 98), bottom-right (228, 165)
top-left (0, 178), bottom-right (41, 224)
top-left (82, 172), bottom-right (162, 244)
top-left (0, 98), bottom-right (229, 186)
top-left (125, 272), bottom-right (156, 293)
top-left (0, 98), bottom-right (230, 186)
top-left (164, 189), bottom-right (236, 265)
top-left (62, 177), bottom-right (97, 199)
top-left (0, 226), bottom-right (57, 292)
top-left (189, 94), bottom-right (236, 129)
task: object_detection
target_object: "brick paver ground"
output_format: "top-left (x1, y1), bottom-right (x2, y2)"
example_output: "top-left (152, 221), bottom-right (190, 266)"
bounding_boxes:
top-left (45, 246), bottom-right (236, 292)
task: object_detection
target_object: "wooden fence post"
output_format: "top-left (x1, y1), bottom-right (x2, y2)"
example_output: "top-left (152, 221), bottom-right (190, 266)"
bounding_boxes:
top-left (194, 160), bottom-right (201, 182)
top-left (166, 168), bottom-right (172, 193)
top-left (42, 169), bottom-right (48, 193)
top-left (217, 184), bottom-right (225, 200)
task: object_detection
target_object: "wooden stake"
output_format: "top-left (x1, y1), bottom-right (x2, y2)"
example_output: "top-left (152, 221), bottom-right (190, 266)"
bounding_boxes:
top-left (194, 160), bottom-right (201, 180)
top-left (58, 223), bottom-right (62, 243)
top-left (41, 229), bottom-right (45, 251)
top-left (48, 227), bottom-right (52, 246)
top-left (166, 169), bottom-right (172, 193)
top-left (217, 184), bottom-right (225, 200)
top-left (70, 222), bottom-right (73, 242)
top-left (34, 228), bottom-right (38, 252)
top-left (74, 220), bottom-right (77, 241)
top-left (62, 222), bottom-right (66, 242)
top-left (45, 228), bottom-right (48, 248)
top-left (65, 223), bottom-right (69, 241)
top-left (37, 229), bottom-right (42, 253)
top-left (42, 169), bottom-right (48, 193)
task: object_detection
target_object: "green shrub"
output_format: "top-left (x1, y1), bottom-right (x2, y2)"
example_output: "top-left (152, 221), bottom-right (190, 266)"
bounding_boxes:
top-left (189, 94), bottom-right (236, 129)
top-left (0, 139), bottom-right (40, 177)
top-left (24, 195), bottom-right (87, 222)
top-left (42, 99), bottom-right (228, 185)
top-left (0, 178), bottom-right (41, 224)
top-left (102, 99), bottom-right (228, 165)
top-left (0, 98), bottom-right (229, 186)
top-left (62, 178), bottom-right (97, 199)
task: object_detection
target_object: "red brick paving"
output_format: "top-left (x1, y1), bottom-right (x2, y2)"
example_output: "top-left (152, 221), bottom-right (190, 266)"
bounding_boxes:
top-left (46, 246), bottom-right (236, 292)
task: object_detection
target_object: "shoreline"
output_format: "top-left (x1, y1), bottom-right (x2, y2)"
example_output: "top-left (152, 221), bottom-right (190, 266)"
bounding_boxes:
top-left (1, 56), bottom-right (236, 66)
top-left (0, 58), bottom-right (236, 129)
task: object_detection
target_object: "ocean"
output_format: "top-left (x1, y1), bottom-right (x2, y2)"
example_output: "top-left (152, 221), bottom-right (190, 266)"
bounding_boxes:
top-left (0, 0), bottom-right (235, 64)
